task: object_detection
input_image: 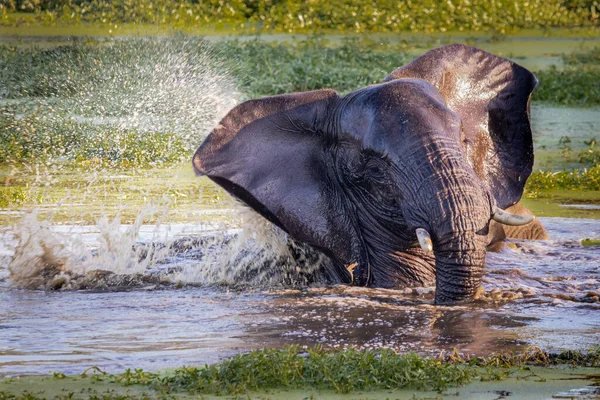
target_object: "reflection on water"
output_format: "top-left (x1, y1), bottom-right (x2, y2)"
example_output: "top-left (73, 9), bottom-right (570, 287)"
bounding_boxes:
top-left (0, 288), bottom-right (268, 376)
top-left (0, 216), bottom-right (599, 376)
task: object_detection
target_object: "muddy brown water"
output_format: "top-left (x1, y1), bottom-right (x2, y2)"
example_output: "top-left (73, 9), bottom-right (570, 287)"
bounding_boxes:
top-left (0, 216), bottom-right (598, 377)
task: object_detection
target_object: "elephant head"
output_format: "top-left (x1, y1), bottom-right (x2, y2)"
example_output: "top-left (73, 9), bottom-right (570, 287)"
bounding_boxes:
top-left (193, 44), bottom-right (538, 304)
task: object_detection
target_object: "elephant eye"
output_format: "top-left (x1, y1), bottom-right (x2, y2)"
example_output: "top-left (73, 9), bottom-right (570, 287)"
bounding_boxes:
top-left (353, 151), bottom-right (393, 190)
top-left (364, 160), bottom-right (387, 181)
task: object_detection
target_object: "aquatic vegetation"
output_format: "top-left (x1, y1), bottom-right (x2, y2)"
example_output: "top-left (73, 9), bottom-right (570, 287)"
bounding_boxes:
top-left (143, 346), bottom-right (600, 395)
top-left (1, 37), bottom-right (598, 169)
top-left (526, 136), bottom-right (600, 192)
top-left (2, 347), bottom-right (600, 399)
top-left (0, 36), bottom-right (412, 102)
top-left (533, 46), bottom-right (600, 106)
top-left (526, 165), bottom-right (600, 191)
top-left (145, 346), bottom-right (475, 394)
top-left (222, 37), bottom-right (414, 99)
top-left (0, 0), bottom-right (597, 33)
top-left (115, 369), bottom-right (159, 386)
top-left (104, 346), bottom-right (600, 395)
top-left (0, 389), bottom-right (158, 400)
top-left (578, 138), bottom-right (600, 165)
top-left (443, 345), bottom-right (600, 368)
top-left (582, 238), bottom-right (600, 246)
top-left (563, 46), bottom-right (600, 65)
top-left (534, 65), bottom-right (600, 106)
top-left (221, 39), bottom-right (600, 107)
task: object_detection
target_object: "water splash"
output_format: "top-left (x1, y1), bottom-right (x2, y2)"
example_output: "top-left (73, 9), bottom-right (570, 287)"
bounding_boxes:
top-left (7, 205), bottom-right (175, 289)
top-left (5, 202), bottom-right (334, 290)
top-left (67, 37), bottom-right (239, 151)
top-left (1, 35), bottom-right (261, 289)
top-left (7, 211), bottom-right (84, 290)
top-left (1, 36), bottom-right (239, 171)
top-left (173, 204), bottom-right (332, 287)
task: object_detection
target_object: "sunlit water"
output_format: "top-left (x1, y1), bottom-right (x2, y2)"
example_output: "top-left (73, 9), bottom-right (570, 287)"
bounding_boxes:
top-left (0, 215), bottom-right (598, 376)
top-left (1, 36), bottom-right (599, 378)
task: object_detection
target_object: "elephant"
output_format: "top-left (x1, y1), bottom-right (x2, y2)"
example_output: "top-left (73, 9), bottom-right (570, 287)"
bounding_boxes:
top-left (192, 44), bottom-right (548, 305)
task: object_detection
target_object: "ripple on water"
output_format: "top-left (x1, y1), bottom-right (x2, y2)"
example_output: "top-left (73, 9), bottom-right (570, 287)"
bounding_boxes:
top-left (0, 217), bottom-right (599, 376)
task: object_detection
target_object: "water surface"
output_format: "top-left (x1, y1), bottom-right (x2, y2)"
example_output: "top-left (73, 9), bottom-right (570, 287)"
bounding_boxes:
top-left (0, 217), bottom-right (598, 376)
top-left (0, 32), bottom-right (599, 380)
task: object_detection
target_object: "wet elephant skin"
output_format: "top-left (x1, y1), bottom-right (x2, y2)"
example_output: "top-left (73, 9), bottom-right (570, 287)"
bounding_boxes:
top-left (193, 44), bottom-right (548, 304)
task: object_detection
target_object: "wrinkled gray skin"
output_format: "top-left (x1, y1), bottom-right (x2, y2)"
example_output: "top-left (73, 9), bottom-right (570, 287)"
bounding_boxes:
top-left (193, 44), bottom-right (548, 305)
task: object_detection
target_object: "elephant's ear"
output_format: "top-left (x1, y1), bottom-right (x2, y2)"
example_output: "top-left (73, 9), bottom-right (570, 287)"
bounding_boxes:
top-left (193, 90), bottom-right (357, 269)
top-left (384, 44), bottom-right (537, 209)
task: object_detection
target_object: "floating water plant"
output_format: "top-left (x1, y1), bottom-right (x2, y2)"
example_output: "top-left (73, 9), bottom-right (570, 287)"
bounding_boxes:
top-left (582, 238), bottom-right (600, 246)
top-left (526, 165), bottom-right (600, 191)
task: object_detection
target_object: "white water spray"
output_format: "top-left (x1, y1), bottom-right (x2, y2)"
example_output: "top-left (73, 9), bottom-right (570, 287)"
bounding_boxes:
top-left (3, 36), bottom-right (333, 291)
top-left (70, 37), bottom-right (239, 149)
top-left (7, 205), bottom-right (174, 289)
top-left (174, 204), bottom-right (328, 287)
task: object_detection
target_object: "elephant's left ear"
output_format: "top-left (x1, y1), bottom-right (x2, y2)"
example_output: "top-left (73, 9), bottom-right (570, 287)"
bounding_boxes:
top-left (384, 44), bottom-right (537, 209)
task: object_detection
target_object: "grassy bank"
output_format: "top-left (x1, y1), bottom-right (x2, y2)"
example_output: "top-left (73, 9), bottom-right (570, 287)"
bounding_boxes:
top-left (1, 346), bottom-right (599, 399)
top-left (2, 0), bottom-right (598, 33)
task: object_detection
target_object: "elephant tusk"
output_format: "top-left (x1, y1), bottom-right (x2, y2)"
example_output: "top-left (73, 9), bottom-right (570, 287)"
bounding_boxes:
top-left (415, 228), bottom-right (433, 253)
top-left (492, 208), bottom-right (535, 226)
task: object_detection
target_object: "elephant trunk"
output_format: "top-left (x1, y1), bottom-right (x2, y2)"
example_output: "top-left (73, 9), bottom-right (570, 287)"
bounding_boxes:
top-left (433, 231), bottom-right (487, 304)
top-left (418, 171), bottom-right (492, 305)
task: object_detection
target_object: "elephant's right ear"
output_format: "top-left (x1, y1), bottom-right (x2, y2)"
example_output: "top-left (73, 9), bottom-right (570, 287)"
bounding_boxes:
top-left (384, 44), bottom-right (537, 209)
top-left (193, 90), bottom-right (356, 268)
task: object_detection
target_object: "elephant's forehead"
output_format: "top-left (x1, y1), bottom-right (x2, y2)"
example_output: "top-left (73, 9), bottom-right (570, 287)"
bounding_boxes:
top-left (338, 79), bottom-right (461, 155)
